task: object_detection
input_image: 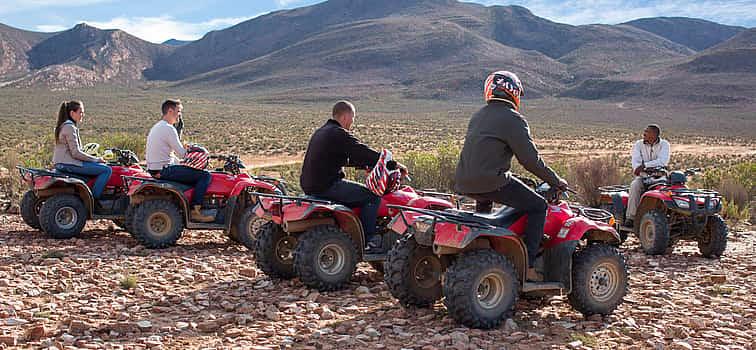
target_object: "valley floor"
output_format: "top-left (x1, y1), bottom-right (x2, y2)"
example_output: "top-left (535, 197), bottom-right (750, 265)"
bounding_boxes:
top-left (0, 215), bottom-right (753, 349)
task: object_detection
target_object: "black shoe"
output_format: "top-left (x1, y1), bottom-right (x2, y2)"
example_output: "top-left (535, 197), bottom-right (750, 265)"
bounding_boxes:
top-left (623, 218), bottom-right (634, 229)
top-left (365, 235), bottom-right (383, 252)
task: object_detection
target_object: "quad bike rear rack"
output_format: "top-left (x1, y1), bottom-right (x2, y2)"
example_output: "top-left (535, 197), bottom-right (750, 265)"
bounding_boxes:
top-left (598, 185), bottom-right (630, 192)
top-left (387, 204), bottom-right (492, 231)
top-left (16, 166), bottom-right (89, 187)
top-left (247, 191), bottom-right (334, 209)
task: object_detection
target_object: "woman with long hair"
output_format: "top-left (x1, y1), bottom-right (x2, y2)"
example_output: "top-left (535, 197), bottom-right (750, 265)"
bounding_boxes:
top-left (52, 101), bottom-right (112, 199)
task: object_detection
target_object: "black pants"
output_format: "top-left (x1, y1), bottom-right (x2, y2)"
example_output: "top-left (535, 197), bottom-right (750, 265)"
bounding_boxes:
top-left (314, 179), bottom-right (382, 240)
top-left (470, 177), bottom-right (548, 268)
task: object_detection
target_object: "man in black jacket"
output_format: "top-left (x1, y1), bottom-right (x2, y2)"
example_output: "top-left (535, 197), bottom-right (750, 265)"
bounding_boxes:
top-left (455, 71), bottom-right (567, 282)
top-left (301, 100), bottom-right (399, 250)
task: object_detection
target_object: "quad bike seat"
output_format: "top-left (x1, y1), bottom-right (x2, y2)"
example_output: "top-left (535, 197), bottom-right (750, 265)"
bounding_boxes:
top-left (457, 205), bottom-right (524, 228)
top-left (52, 169), bottom-right (98, 183)
top-left (149, 179), bottom-right (193, 193)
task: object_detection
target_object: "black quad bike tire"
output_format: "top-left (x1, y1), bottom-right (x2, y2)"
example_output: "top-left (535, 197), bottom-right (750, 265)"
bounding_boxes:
top-left (293, 224), bottom-right (358, 292)
top-left (38, 194), bottom-right (87, 239)
top-left (20, 190), bottom-right (42, 230)
top-left (442, 249), bottom-right (518, 329)
top-left (385, 236), bottom-right (443, 307)
top-left (600, 203), bottom-right (627, 243)
top-left (132, 199), bottom-right (184, 249)
top-left (638, 209), bottom-right (670, 255)
top-left (236, 206), bottom-right (268, 250)
top-left (698, 214), bottom-right (728, 258)
top-left (123, 205), bottom-right (136, 236)
top-left (254, 221), bottom-right (297, 279)
top-left (567, 243), bottom-right (629, 316)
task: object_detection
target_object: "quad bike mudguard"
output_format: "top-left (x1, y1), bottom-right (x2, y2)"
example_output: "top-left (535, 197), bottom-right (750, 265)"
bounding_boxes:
top-left (545, 216), bottom-right (620, 249)
top-left (542, 240), bottom-right (579, 294)
top-left (18, 167), bottom-right (96, 215)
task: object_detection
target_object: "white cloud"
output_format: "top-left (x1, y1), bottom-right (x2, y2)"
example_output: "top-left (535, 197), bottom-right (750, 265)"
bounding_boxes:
top-left (0, 0), bottom-right (113, 14)
top-left (84, 14), bottom-right (264, 43)
top-left (34, 24), bottom-right (68, 33)
top-left (478, 0), bottom-right (756, 27)
top-left (275, 0), bottom-right (307, 7)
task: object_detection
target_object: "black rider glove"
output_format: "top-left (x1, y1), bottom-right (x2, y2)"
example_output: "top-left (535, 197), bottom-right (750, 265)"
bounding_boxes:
top-left (174, 117), bottom-right (184, 138)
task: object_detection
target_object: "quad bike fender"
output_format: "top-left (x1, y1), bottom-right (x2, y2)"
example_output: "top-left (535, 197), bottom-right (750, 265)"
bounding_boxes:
top-left (128, 182), bottom-right (190, 215)
top-left (230, 179), bottom-right (278, 197)
top-left (546, 217), bottom-right (620, 249)
top-left (543, 240), bottom-right (578, 294)
top-left (222, 195), bottom-right (240, 235)
top-left (36, 179), bottom-right (95, 216)
top-left (434, 223), bottom-right (517, 249)
top-left (641, 190), bottom-right (671, 203)
top-left (282, 202), bottom-right (364, 249)
top-left (281, 202), bottom-right (351, 222)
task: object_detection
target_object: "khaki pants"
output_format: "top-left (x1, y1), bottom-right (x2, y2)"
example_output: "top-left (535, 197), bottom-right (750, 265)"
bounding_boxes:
top-left (626, 176), bottom-right (645, 219)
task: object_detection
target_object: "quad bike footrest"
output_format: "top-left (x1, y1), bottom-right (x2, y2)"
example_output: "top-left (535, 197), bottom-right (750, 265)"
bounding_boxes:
top-left (522, 281), bottom-right (564, 293)
top-left (363, 253), bottom-right (387, 262)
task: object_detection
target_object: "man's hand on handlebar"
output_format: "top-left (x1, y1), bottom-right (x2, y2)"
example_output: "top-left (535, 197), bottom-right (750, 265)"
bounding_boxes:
top-left (634, 165), bottom-right (645, 176)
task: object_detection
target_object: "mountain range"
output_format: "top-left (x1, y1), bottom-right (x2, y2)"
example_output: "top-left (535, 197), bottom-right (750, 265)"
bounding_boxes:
top-left (0, 0), bottom-right (752, 104)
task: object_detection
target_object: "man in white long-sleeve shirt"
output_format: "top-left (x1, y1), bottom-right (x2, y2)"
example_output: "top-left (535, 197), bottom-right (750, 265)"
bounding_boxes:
top-left (626, 124), bottom-right (670, 227)
top-left (145, 99), bottom-right (214, 222)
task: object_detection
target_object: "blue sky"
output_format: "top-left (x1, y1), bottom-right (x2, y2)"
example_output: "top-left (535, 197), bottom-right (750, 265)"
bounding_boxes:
top-left (1, 0), bottom-right (754, 43)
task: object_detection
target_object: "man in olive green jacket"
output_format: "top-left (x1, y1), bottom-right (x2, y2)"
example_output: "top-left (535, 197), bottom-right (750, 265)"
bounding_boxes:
top-left (455, 71), bottom-right (567, 282)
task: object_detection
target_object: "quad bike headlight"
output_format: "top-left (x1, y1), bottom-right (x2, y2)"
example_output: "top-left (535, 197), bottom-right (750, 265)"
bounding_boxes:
top-left (673, 198), bottom-right (690, 209)
top-left (707, 198), bottom-right (719, 210)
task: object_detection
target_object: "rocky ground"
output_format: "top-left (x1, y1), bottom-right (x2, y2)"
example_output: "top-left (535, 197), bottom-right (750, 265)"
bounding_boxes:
top-left (0, 214), bottom-right (753, 350)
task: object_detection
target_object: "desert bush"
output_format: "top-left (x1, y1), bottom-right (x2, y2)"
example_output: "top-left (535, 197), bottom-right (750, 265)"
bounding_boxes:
top-left (570, 156), bottom-right (628, 207)
top-left (399, 140), bottom-right (460, 191)
top-left (696, 161), bottom-right (754, 222)
top-left (0, 151), bottom-right (29, 205)
top-left (91, 133), bottom-right (147, 159)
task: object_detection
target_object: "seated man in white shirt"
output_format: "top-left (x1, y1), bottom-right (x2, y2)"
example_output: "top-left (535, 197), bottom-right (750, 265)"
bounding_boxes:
top-left (145, 99), bottom-right (214, 222)
top-left (626, 124), bottom-right (670, 227)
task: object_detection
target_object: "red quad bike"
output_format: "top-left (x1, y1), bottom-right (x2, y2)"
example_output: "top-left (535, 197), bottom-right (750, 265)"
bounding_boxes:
top-left (597, 167), bottom-right (727, 257)
top-left (248, 181), bottom-right (456, 291)
top-left (17, 149), bottom-right (149, 238)
top-left (123, 154), bottom-right (286, 249)
top-left (384, 181), bottom-right (628, 329)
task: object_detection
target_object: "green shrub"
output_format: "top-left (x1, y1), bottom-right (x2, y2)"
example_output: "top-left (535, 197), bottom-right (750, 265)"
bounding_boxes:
top-left (91, 133), bottom-right (147, 159)
top-left (399, 140), bottom-right (460, 191)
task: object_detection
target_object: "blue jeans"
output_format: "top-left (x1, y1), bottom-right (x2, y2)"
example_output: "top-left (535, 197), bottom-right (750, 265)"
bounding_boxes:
top-left (159, 165), bottom-right (212, 207)
top-left (56, 162), bottom-right (112, 199)
top-left (316, 179), bottom-right (382, 238)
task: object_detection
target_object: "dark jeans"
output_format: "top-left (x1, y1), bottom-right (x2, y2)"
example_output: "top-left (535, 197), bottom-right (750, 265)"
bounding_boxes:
top-left (56, 162), bottom-right (112, 199)
top-left (159, 165), bottom-right (212, 207)
top-left (470, 177), bottom-right (548, 268)
top-left (315, 179), bottom-right (382, 239)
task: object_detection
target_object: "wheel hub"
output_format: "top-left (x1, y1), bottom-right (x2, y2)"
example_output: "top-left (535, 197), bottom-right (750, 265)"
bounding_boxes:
top-left (590, 262), bottom-right (619, 302)
top-left (318, 243), bottom-right (345, 276)
top-left (275, 236), bottom-right (296, 263)
top-left (55, 207), bottom-right (77, 230)
top-left (147, 212), bottom-right (171, 237)
top-left (477, 273), bottom-right (505, 310)
top-left (641, 219), bottom-right (655, 247)
top-left (247, 218), bottom-right (265, 241)
top-left (414, 256), bottom-right (441, 289)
